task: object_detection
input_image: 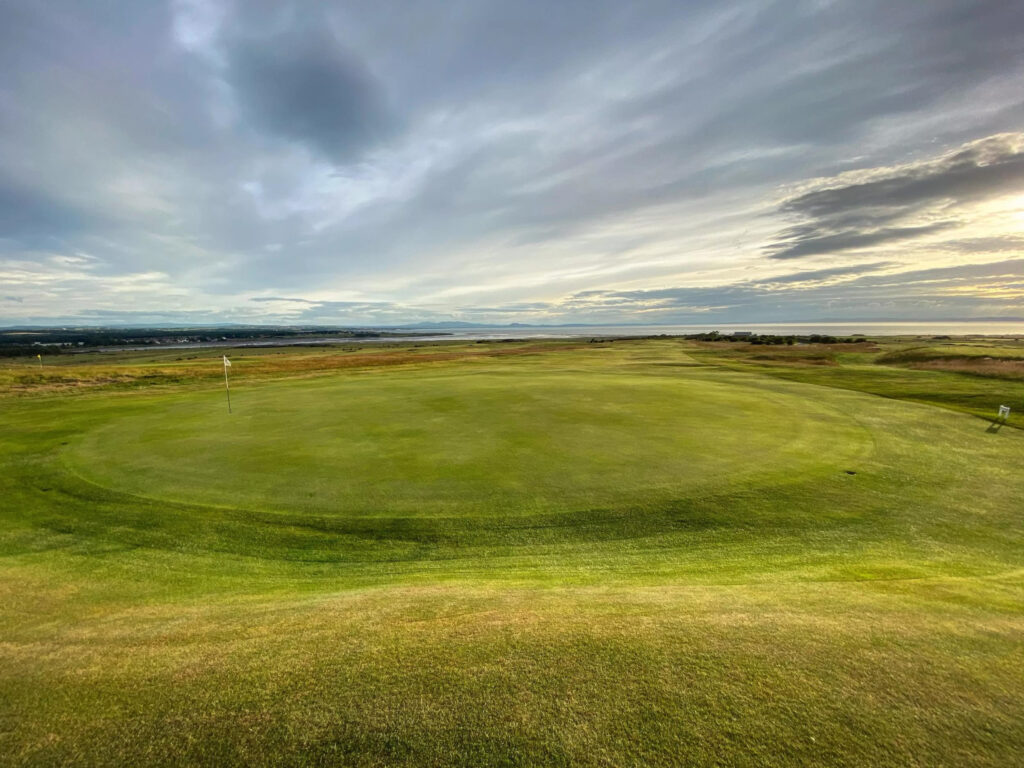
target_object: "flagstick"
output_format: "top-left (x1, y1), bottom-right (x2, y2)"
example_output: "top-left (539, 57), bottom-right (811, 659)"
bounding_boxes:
top-left (223, 358), bottom-right (232, 414)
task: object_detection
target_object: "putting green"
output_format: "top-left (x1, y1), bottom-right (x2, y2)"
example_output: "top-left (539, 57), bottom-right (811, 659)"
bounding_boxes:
top-left (65, 369), bottom-right (871, 518)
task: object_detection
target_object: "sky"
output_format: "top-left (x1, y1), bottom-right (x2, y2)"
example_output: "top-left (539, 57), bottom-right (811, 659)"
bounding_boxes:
top-left (1, 0), bottom-right (1023, 327)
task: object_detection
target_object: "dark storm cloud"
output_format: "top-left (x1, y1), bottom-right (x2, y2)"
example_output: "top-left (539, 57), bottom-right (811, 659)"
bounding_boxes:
top-left (768, 223), bottom-right (959, 260)
top-left (782, 136), bottom-right (1024, 220)
top-left (225, 10), bottom-right (398, 162)
top-left (767, 134), bottom-right (1024, 259)
top-left (0, 174), bottom-right (96, 244)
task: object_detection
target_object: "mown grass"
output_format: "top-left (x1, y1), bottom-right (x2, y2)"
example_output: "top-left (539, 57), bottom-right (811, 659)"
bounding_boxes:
top-left (1, 337), bottom-right (1022, 766)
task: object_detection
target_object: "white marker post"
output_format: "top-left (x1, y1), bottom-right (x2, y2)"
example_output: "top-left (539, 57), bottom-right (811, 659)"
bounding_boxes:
top-left (223, 355), bottom-right (232, 414)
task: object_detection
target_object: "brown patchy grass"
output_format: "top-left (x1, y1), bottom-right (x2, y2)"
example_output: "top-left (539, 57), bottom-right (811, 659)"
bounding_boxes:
top-left (693, 341), bottom-right (862, 366)
top-left (0, 341), bottom-right (588, 397)
top-left (876, 347), bottom-right (1024, 381)
top-left (898, 358), bottom-right (1024, 380)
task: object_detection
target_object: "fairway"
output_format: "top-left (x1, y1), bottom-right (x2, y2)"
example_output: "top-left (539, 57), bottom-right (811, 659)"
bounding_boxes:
top-left (2, 339), bottom-right (1023, 766)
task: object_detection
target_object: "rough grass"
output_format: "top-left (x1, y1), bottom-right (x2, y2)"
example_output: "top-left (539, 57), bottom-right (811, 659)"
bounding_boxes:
top-left (695, 341), bottom-right (851, 366)
top-left (903, 357), bottom-right (1024, 379)
top-left (875, 343), bottom-right (1024, 380)
top-left (689, 337), bottom-right (1024, 428)
top-left (0, 341), bottom-right (583, 396)
top-left (1, 338), bottom-right (1023, 766)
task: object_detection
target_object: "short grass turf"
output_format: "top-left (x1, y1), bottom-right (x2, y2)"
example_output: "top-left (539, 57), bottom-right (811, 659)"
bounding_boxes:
top-left (1, 339), bottom-right (1023, 766)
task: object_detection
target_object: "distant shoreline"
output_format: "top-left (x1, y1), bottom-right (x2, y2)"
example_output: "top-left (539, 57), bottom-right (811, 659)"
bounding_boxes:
top-left (75, 323), bottom-right (1024, 353)
top-left (4, 320), bottom-right (1023, 356)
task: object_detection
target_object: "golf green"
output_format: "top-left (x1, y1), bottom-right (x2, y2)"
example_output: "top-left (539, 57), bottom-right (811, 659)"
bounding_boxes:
top-left (65, 370), bottom-right (870, 518)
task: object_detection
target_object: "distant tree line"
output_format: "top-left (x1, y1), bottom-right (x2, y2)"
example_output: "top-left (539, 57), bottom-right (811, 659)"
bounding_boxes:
top-left (0, 326), bottom-right (431, 354)
top-left (685, 332), bottom-right (868, 345)
top-left (0, 345), bottom-right (49, 358)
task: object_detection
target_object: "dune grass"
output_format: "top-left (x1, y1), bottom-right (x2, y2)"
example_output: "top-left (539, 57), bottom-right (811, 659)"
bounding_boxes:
top-left (688, 336), bottom-right (1024, 427)
top-left (1, 338), bottom-right (1023, 766)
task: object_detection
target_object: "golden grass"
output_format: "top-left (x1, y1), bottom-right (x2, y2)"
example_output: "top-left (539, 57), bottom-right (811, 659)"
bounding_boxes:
top-left (693, 341), bottom-right (873, 366)
top-left (0, 342), bottom-right (589, 397)
top-left (904, 357), bottom-right (1024, 380)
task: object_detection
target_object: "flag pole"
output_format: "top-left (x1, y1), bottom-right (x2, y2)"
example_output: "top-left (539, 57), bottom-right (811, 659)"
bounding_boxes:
top-left (37, 353), bottom-right (42, 369)
top-left (223, 355), bottom-right (232, 414)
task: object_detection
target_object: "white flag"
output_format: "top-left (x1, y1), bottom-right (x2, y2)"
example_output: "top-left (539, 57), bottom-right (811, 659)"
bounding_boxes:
top-left (223, 355), bottom-right (231, 367)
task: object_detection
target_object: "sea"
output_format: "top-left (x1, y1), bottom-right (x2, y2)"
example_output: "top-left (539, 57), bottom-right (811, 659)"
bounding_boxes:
top-left (401, 321), bottom-right (1024, 340)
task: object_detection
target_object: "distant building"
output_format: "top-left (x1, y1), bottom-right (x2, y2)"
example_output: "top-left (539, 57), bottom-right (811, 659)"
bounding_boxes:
top-left (732, 331), bottom-right (753, 338)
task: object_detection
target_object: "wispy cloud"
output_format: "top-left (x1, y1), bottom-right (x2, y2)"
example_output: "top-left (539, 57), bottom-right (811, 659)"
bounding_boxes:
top-left (752, 261), bottom-right (894, 285)
top-left (767, 134), bottom-right (1024, 259)
top-left (543, 259), bottom-right (1024, 323)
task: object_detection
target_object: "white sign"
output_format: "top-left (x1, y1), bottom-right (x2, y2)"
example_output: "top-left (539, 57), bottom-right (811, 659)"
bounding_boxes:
top-left (998, 405), bottom-right (1011, 420)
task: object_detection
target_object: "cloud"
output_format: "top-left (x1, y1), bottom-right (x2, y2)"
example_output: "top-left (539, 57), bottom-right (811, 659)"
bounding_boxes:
top-left (752, 261), bottom-right (894, 285)
top-left (767, 133), bottom-right (1024, 259)
top-left (675, 1), bottom-right (1024, 149)
top-left (768, 222), bottom-right (959, 260)
top-left (223, 5), bottom-right (398, 163)
top-left (0, 1), bottom-right (1023, 325)
top-left (7, 259), bottom-right (1023, 327)
top-left (791, 135), bottom-right (1024, 214)
top-left (249, 296), bottom-right (321, 304)
top-left (935, 236), bottom-right (1024, 254)
top-left (546, 259), bottom-right (1024, 323)
top-left (0, 173), bottom-right (98, 245)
